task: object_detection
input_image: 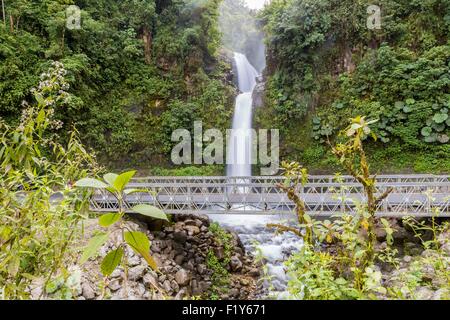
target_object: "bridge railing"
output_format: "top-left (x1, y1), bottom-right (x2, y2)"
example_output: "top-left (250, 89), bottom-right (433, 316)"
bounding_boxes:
top-left (90, 175), bottom-right (450, 217)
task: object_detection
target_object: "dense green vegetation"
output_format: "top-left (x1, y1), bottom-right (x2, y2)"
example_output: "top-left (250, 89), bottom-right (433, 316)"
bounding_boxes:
top-left (0, 0), bottom-right (235, 170)
top-left (0, 62), bottom-right (97, 298)
top-left (258, 0), bottom-right (450, 173)
top-left (271, 117), bottom-right (450, 300)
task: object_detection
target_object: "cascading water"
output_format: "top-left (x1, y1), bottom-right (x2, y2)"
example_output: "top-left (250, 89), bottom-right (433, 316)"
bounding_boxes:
top-left (226, 52), bottom-right (258, 177)
top-left (210, 50), bottom-right (303, 299)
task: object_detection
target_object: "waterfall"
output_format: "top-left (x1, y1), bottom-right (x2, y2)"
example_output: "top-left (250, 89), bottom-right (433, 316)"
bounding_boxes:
top-left (210, 0), bottom-right (302, 300)
top-left (226, 52), bottom-right (258, 177)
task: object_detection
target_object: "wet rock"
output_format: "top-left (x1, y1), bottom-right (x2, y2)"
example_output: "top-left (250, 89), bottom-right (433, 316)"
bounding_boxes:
top-left (248, 268), bottom-right (260, 277)
top-left (230, 256), bottom-right (243, 272)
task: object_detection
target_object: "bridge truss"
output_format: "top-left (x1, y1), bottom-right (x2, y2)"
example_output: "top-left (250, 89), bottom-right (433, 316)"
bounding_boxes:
top-left (90, 175), bottom-right (450, 217)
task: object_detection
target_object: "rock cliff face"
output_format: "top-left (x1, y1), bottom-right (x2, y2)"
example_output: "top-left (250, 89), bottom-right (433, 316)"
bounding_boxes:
top-left (252, 75), bottom-right (265, 109)
top-left (30, 214), bottom-right (259, 300)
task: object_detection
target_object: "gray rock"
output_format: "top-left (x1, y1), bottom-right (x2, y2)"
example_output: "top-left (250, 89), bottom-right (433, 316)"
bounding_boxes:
top-left (135, 283), bottom-right (146, 297)
top-left (162, 280), bottom-right (172, 293)
top-left (175, 254), bottom-right (184, 265)
top-left (174, 289), bottom-right (186, 300)
top-left (248, 268), bottom-right (260, 277)
top-left (432, 288), bottom-right (450, 300)
top-left (110, 268), bottom-right (123, 278)
top-left (108, 279), bottom-right (121, 291)
top-left (185, 225), bottom-right (200, 235)
top-left (230, 255), bottom-right (243, 272)
top-left (173, 231), bottom-right (187, 243)
top-left (197, 264), bottom-right (207, 275)
top-left (213, 247), bottom-right (225, 260)
top-left (421, 264), bottom-right (435, 281)
top-left (128, 255), bottom-right (141, 267)
top-left (415, 287), bottom-right (434, 300)
top-left (175, 268), bottom-right (190, 286)
top-left (230, 288), bottom-right (240, 298)
top-left (143, 273), bottom-right (159, 290)
top-left (128, 265), bottom-right (146, 281)
top-left (440, 243), bottom-right (450, 256)
top-left (158, 274), bottom-right (167, 283)
top-left (81, 282), bottom-right (96, 300)
top-left (171, 280), bottom-right (180, 292)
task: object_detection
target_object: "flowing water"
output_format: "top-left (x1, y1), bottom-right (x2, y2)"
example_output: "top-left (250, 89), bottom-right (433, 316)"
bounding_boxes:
top-left (210, 50), bottom-right (303, 299)
top-left (226, 52), bottom-right (258, 177)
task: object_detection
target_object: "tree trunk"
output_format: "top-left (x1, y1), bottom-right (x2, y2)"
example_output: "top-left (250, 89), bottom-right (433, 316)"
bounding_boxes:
top-left (1, 0), bottom-right (5, 26)
top-left (142, 27), bottom-right (152, 64)
top-left (9, 14), bottom-right (13, 32)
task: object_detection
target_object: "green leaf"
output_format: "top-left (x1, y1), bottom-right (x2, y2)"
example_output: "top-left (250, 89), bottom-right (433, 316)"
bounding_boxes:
top-left (124, 188), bottom-right (149, 195)
top-left (75, 178), bottom-right (108, 189)
top-left (99, 213), bottom-right (121, 227)
top-left (394, 101), bottom-right (404, 109)
top-left (36, 109), bottom-right (46, 124)
top-left (100, 248), bottom-right (123, 277)
top-left (124, 231), bottom-right (158, 270)
top-left (433, 113), bottom-right (448, 124)
top-left (113, 170), bottom-right (136, 192)
top-left (421, 127), bottom-right (432, 137)
top-left (80, 233), bottom-right (109, 264)
top-left (131, 204), bottom-right (168, 221)
top-left (405, 98), bottom-right (415, 105)
top-left (103, 173), bottom-right (119, 189)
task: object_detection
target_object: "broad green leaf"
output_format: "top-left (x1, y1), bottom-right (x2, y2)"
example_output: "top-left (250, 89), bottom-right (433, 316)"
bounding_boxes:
top-left (101, 248), bottom-right (123, 276)
top-left (113, 170), bottom-right (136, 192)
top-left (99, 213), bottom-right (121, 227)
top-left (124, 231), bottom-right (157, 270)
top-left (131, 204), bottom-right (168, 221)
top-left (36, 109), bottom-right (45, 124)
top-left (80, 233), bottom-right (108, 264)
top-left (124, 188), bottom-right (149, 195)
top-left (8, 256), bottom-right (20, 277)
top-left (103, 173), bottom-right (119, 189)
top-left (75, 178), bottom-right (108, 189)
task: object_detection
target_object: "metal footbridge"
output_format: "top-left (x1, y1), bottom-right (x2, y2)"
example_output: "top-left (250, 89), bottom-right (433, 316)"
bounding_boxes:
top-left (89, 175), bottom-right (450, 217)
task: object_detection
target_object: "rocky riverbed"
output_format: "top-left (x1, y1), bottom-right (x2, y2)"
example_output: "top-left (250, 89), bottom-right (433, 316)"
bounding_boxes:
top-left (29, 214), bottom-right (259, 300)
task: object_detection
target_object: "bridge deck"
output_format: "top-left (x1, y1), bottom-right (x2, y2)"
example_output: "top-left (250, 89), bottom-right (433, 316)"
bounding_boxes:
top-left (90, 175), bottom-right (450, 217)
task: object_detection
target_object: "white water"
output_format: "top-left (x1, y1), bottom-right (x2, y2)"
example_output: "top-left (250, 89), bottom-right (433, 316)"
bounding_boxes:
top-left (226, 52), bottom-right (258, 177)
top-left (211, 50), bottom-right (303, 299)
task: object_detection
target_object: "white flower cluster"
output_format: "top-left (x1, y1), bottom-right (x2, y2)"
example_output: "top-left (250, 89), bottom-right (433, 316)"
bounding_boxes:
top-left (18, 61), bottom-right (71, 132)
